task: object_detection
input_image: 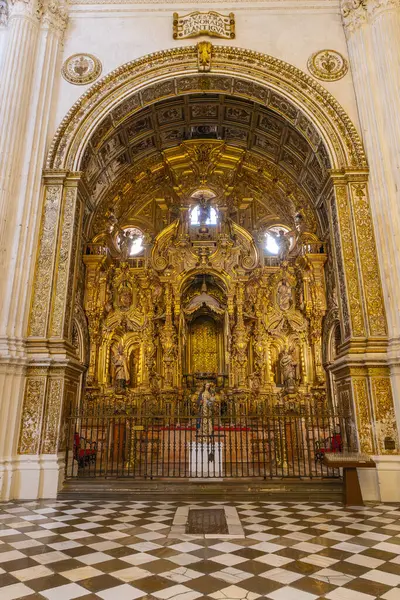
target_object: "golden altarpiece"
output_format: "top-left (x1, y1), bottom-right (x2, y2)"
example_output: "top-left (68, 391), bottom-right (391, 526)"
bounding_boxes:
top-left (82, 141), bottom-right (329, 416)
top-left (14, 45), bottom-right (400, 493)
top-left (75, 141), bottom-right (338, 478)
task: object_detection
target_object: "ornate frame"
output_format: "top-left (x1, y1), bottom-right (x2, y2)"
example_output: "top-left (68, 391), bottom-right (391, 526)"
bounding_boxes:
top-left (18, 45), bottom-right (398, 462)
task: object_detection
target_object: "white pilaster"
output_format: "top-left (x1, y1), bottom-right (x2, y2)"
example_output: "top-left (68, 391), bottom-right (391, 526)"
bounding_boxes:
top-left (342, 0), bottom-right (400, 433)
top-left (0, 0), bottom-right (68, 500)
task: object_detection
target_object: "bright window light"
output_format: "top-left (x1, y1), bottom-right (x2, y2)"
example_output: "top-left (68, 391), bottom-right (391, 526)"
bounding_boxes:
top-left (190, 205), bottom-right (218, 225)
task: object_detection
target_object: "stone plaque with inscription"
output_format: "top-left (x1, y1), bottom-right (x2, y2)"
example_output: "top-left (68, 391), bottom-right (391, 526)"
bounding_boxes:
top-left (173, 11), bottom-right (235, 40)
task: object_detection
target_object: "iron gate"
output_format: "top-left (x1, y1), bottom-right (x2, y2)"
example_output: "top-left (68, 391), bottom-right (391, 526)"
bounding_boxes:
top-left (65, 406), bottom-right (351, 480)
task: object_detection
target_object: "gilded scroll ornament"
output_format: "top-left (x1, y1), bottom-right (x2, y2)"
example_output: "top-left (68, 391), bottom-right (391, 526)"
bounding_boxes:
top-left (307, 50), bottom-right (348, 82)
top-left (18, 376), bottom-right (46, 455)
top-left (173, 11), bottom-right (235, 40)
top-left (353, 378), bottom-right (375, 453)
top-left (350, 184), bottom-right (387, 336)
top-left (64, 199), bottom-right (82, 339)
top-left (62, 53), bottom-right (102, 86)
top-left (371, 376), bottom-right (399, 454)
top-left (333, 185), bottom-right (365, 337)
top-left (50, 187), bottom-right (77, 338)
top-left (29, 186), bottom-right (62, 337)
top-left (197, 42), bottom-right (212, 73)
top-left (42, 378), bottom-right (63, 454)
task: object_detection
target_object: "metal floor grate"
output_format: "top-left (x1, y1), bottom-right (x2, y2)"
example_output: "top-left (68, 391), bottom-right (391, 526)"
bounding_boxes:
top-left (186, 508), bottom-right (228, 534)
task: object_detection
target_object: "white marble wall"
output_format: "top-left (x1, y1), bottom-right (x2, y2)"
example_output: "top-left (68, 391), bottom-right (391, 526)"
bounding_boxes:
top-left (49, 1), bottom-right (360, 137)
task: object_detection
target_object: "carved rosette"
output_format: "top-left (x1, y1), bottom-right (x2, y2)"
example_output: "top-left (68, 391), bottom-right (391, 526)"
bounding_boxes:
top-left (62, 53), bottom-right (102, 86)
top-left (307, 50), bottom-right (348, 82)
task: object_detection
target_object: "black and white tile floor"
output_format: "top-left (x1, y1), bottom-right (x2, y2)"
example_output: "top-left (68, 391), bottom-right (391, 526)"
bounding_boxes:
top-left (0, 499), bottom-right (399, 599)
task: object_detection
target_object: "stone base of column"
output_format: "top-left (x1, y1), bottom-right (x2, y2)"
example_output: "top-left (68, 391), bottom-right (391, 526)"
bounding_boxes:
top-left (0, 457), bottom-right (17, 501)
top-left (7, 453), bottom-right (65, 500)
top-left (358, 455), bottom-right (400, 502)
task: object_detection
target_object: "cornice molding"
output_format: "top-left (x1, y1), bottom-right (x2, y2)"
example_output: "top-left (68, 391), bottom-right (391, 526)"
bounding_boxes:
top-left (67, 0), bottom-right (340, 11)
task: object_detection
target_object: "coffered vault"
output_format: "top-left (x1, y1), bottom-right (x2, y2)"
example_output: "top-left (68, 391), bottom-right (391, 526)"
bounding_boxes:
top-left (82, 95), bottom-right (332, 240)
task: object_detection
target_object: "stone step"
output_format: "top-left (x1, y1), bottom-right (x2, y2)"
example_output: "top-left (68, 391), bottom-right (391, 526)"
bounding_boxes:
top-left (59, 477), bottom-right (343, 502)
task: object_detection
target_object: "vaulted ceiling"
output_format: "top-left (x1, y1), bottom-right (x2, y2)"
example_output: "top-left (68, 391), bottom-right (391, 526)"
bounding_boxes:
top-left (81, 94), bottom-right (332, 239)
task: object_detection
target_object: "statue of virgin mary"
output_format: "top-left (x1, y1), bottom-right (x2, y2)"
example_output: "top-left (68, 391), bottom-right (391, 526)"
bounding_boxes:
top-left (196, 382), bottom-right (215, 439)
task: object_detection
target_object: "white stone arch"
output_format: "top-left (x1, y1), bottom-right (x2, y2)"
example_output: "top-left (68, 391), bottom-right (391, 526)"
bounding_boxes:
top-left (17, 45), bottom-right (397, 489)
top-left (46, 45), bottom-right (366, 173)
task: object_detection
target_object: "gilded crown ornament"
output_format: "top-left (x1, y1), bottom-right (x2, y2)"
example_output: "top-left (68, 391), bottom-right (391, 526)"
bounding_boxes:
top-left (62, 53), bottom-right (102, 85)
top-left (307, 50), bottom-right (348, 82)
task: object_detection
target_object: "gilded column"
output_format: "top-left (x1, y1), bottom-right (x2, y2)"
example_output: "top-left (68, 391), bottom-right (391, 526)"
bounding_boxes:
top-left (233, 283), bottom-right (249, 388)
top-left (329, 170), bottom-right (399, 461)
top-left (160, 282), bottom-right (177, 389)
top-left (329, 177), bottom-right (366, 344)
top-left (342, 0), bottom-right (400, 429)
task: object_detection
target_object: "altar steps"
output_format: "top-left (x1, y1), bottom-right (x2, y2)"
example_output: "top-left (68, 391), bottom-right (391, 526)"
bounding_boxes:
top-left (59, 478), bottom-right (343, 502)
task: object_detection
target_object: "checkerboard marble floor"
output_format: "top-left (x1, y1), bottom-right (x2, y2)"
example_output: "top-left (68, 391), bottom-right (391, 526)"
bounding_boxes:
top-left (0, 499), bottom-right (399, 600)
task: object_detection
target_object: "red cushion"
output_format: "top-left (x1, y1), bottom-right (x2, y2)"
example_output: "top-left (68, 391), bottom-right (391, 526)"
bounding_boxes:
top-left (331, 434), bottom-right (342, 450)
top-left (78, 449), bottom-right (96, 457)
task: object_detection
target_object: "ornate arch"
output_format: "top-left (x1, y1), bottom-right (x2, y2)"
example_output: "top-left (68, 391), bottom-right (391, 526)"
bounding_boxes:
top-left (18, 44), bottom-right (398, 479)
top-left (47, 45), bottom-right (366, 172)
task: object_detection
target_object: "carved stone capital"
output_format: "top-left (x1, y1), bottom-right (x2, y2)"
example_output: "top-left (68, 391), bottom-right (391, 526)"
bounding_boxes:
top-left (341, 0), bottom-right (368, 34)
top-left (0, 0), bottom-right (9, 27)
top-left (8, 0), bottom-right (41, 21)
top-left (366, 0), bottom-right (400, 20)
top-left (342, 0), bottom-right (400, 34)
top-left (8, 0), bottom-right (68, 31)
top-left (41, 0), bottom-right (68, 35)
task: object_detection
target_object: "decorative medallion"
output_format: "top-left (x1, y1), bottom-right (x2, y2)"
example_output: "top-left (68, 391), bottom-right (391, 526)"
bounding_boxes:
top-left (62, 53), bottom-right (102, 86)
top-left (173, 11), bottom-right (235, 40)
top-left (307, 50), bottom-right (348, 82)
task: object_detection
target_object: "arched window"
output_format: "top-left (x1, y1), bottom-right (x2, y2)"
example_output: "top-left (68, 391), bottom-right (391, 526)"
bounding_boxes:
top-left (118, 227), bottom-right (144, 256)
top-left (189, 189), bottom-right (218, 226)
top-left (190, 205), bottom-right (218, 226)
top-left (265, 225), bottom-right (291, 255)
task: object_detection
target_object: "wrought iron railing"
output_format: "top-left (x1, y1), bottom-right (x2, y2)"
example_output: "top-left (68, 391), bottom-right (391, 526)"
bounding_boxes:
top-left (65, 406), bottom-right (353, 481)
